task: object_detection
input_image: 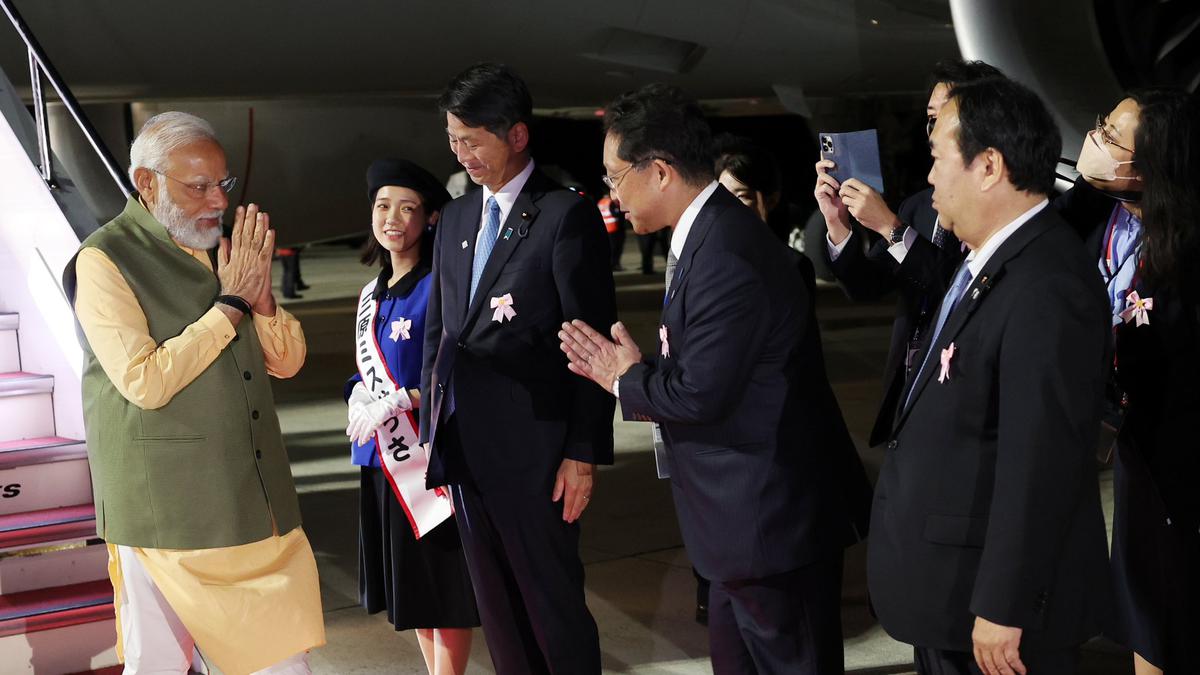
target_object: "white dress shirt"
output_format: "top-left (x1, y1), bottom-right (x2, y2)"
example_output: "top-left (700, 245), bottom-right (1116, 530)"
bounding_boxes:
top-left (614, 181), bottom-right (720, 398)
top-left (476, 158), bottom-right (535, 247)
top-left (960, 199), bottom-right (1048, 281)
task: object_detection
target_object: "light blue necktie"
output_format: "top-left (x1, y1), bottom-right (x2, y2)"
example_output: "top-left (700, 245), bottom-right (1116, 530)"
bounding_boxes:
top-left (469, 196), bottom-right (502, 303)
top-left (903, 261), bottom-right (974, 411)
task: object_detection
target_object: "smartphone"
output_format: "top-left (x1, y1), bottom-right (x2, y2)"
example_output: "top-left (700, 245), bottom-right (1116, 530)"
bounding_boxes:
top-left (819, 129), bottom-right (885, 194)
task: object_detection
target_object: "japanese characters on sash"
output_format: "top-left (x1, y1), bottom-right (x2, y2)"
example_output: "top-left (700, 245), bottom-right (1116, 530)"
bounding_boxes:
top-left (356, 279), bottom-right (453, 537)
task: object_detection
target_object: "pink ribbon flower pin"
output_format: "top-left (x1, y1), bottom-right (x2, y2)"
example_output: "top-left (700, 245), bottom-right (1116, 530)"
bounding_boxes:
top-left (389, 318), bottom-right (412, 342)
top-left (659, 324), bottom-right (670, 358)
top-left (938, 342), bottom-right (956, 383)
top-left (1120, 291), bottom-right (1154, 326)
top-left (490, 293), bottom-right (517, 322)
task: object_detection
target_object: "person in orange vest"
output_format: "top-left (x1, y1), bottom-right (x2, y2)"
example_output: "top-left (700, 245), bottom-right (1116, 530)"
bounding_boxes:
top-left (597, 189), bottom-right (627, 271)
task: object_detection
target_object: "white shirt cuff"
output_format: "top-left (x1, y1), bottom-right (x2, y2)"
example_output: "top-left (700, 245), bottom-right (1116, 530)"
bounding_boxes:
top-left (826, 232), bottom-right (852, 261)
top-left (612, 378), bottom-right (620, 399)
top-left (887, 227), bottom-right (919, 263)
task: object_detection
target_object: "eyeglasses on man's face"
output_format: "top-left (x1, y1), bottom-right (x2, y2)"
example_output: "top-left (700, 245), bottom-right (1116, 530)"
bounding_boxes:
top-left (154, 169), bottom-right (238, 198)
top-left (601, 156), bottom-right (671, 190)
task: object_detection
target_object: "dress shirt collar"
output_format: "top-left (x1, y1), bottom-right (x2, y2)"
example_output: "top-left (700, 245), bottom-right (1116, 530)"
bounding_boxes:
top-left (964, 198), bottom-right (1048, 278)
top-left (669, 181), bottom-right (720, 259)
top-left (481, 158), bottom-right (535, 227)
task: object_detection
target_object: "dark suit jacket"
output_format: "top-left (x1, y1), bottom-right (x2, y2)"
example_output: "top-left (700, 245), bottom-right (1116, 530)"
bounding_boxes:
top-left (825, 188), bottom-right (964, 445)
top-left (618, 186), bottom-right (869, 583)
top-left (1058, 178), bottom-right (1200, 534)
top-left (420, 168), bottom-right (617, 494)
top-left (867, 204), bottom-right (1113, 652)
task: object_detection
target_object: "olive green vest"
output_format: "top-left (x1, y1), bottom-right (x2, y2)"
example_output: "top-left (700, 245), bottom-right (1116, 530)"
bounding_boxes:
top-left (63, 198), bottom-right (302, 549)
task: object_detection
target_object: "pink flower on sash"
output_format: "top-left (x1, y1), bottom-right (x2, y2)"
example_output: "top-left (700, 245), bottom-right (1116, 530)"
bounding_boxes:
top-left (938, 343), bottom-right (956, 383)
top-left (1120, 291), bottom-right (1154, 326)
top-left (659, 324), bottom-right (670, 358)
top-left (389, 318), bottom-right (412, 342)
top-left (491, 293), bottom-right (517, 322)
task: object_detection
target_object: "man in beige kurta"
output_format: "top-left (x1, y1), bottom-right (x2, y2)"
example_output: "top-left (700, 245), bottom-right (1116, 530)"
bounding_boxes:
top-left (64, 111), bottom-right (324, 674)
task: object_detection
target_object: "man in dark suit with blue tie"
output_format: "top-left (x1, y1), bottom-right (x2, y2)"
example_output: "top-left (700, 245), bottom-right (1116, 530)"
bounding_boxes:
top-left (419, 63), bottom-right (617, 675)
top-left (814, 59), bottom-right (1003, 447)
top-left (560, 83), bottom-right (869, 674)
top-left (867, 77), bottom-right (1113, 674)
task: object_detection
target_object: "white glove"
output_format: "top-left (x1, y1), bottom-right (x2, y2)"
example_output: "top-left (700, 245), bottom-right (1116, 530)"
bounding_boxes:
top-left (347, 381), bottom-right (374, 425)
top-left (346, 387), bottom-right (412, 445)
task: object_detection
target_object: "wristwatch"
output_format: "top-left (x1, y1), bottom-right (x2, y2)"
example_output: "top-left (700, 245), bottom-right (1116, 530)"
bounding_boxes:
top-left (888, 223), bottom-right (908, 244)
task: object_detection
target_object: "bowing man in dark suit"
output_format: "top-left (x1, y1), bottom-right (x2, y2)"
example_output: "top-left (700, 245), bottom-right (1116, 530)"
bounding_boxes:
top-left (813, 59), bottom-right (1002, 446)
top-left (419, 63), bottom-right (617, 675)
top-left (560, 84), bottom-right (867, 675)
top-left (867, 78), bottom-right (1113, 675)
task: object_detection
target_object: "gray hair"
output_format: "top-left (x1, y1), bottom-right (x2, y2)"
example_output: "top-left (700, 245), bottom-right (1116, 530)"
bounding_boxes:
top-left (128, 111), bottom-right (219, 185)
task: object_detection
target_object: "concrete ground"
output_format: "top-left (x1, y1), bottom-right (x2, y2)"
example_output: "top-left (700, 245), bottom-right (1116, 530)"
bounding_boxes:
top-left (269, 243), bottom-right (1132, 674)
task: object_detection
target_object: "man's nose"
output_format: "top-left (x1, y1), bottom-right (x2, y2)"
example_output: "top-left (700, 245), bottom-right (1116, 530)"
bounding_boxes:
top-left (208, 186), bottom-right (229, 211)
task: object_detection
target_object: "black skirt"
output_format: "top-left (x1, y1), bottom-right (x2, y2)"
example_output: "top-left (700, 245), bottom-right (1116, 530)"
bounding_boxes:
top-left (359, 466), bottom-right (480, 630)
top-left (1110, 441), bottom-right (1200, 671)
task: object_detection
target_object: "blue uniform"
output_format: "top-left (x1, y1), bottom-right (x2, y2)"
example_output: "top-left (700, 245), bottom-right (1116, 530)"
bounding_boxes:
top-left (346, 264), bottom-right (431, 467)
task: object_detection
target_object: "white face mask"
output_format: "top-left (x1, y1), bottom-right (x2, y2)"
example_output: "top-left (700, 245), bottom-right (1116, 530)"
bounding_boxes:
top-left (1077, 130), bottom-right (1139, 182)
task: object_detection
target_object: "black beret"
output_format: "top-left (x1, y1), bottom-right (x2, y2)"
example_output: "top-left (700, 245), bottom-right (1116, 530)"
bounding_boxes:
top-left (366, 159), bottom-right (451, 212)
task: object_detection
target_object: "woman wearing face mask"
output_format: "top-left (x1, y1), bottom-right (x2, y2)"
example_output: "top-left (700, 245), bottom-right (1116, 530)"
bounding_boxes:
top-left (1063, 89), bottom-right (1200, 675)
top-left (344, 159), bottom-right (479, 675)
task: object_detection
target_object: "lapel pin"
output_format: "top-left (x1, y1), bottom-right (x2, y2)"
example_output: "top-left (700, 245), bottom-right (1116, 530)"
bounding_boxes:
top-left (521, 211), bottom-right (530, 219)
top-left (461, 240), bottom-right (468, 249)
top-left (503, 227), bottom-right (513, 240)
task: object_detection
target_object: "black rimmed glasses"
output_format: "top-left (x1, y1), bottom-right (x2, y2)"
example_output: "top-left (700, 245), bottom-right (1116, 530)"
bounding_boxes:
top-left (153, 169), bottom-right (238, 197)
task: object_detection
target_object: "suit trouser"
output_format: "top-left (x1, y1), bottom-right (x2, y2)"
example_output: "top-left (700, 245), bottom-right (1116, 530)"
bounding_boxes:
top-left (116, 546), bottom-right (311, 675)
top-left (708, 553), bottom-right (844, 675)
top-left (450, 480), bottom-right (600, 675)
top-left (914, 645), bottom-right (1079, 675)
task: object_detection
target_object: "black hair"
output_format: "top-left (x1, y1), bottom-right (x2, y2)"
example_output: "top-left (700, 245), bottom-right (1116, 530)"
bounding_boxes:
top-left (1126, 88), bottom-right (1200, 287)
top-left (948, 78), bottom-right (1061, 196)
top-left (603, 84), bottom-right (715, 185)
top-left (926, 59), bottom-right (1005, 102)
top-left (437, 63), bottom-right (533, 138)
top-left (712, 133), bottom-right (781, 197)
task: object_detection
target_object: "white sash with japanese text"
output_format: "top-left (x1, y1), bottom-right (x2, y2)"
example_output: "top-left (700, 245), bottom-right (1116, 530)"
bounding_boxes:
top-left (356, 279), bottom-right (452, 538)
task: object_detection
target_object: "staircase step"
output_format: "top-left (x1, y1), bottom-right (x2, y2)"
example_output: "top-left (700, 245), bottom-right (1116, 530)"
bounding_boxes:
top-left (0, 436), bottom-right (87, 470)
top-left (0, 440), bottom-right (93, 516)
top-left (0, 541), bottom-right (108, 594)
top-left (0, 372), bottom-right (53, 396)
top-left (0, 579), bottom-right (113, 638)
top-left (0, 504), bottom-right (96, 552)
top-left (0, 616), bottom-right (118, 673)
top-left (0, 373), bottom-right (55, 443)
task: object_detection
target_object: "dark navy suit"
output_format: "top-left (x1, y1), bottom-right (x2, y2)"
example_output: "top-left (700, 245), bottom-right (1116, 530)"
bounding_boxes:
top-left (617, 185), bottom-right (869, 674)
top-left (419, 167), bottom-right (616, 675)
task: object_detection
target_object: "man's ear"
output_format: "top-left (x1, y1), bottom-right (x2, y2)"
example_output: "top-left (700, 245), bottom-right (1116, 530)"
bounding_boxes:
top-left (133, 167), bottom-right (157, 203)
top-left (653, 158), bottom-right (672, 192)
top-left (508, 122), bottom-right (529, 153)
top-left (978, 147), bottom-right (1006, 192)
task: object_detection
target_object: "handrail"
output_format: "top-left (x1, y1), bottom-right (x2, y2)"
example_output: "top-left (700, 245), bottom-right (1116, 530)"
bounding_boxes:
top-left (0, 0), bottom-right (133, 198)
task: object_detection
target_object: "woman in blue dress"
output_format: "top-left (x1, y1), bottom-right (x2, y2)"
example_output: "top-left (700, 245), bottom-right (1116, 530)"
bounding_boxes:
top-left (344, 159), bottom-right (478, 675)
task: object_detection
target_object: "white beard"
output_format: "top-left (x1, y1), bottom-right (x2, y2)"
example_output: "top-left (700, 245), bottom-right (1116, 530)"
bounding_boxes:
top-left (153, 182), bottom-right (223, 249)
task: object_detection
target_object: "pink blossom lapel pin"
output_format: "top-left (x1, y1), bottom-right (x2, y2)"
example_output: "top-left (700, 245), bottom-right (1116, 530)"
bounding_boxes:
top-left (389, 318), bottom-right (412, 342)
top-left (490, 293), bottom-right (517, 322)
top-left (1120, 291), bottom-right (1154, 326)
top-left (659, 324), bottom-right (670, 358)
top-left (938, 342), bottom-right (956, 383)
